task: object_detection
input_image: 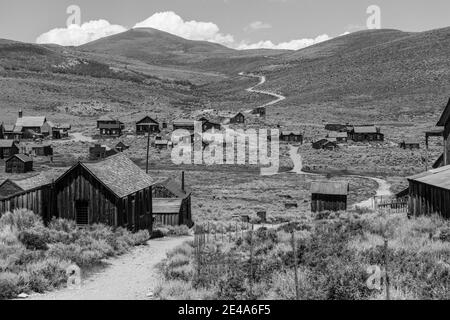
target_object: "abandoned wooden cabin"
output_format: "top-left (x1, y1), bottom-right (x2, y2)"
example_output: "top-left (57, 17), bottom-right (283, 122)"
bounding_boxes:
top-left (152, 172), bottom-right (192, 226)
top-left (173, 119), bottom-right (196, 133)
top-left (30, 144), bottom-right (53, 157)
top-left (202, 120), bottom-right (222, 132)
top-left (436, 97), bottom-right (450, 166)
top-left (399, 140), bottom-right (420, 150)
top-left (348, 126), bottom-right (384, 142)
top-left (53, 154), bottom-right (154, 231)
top-left (2, 125), bottom-right (22, 141)
top-left (136, 116), bottom-right (160, 135)
top-left (97, 116), bottom-right (124, 137)
top-left (327, 132), bottom-right (348, 143)
top-left (0, 140), bottom-right (19, 159)
top-left (252, 107), bottom-right (266, 117)
top-left (229, 112), bottom-right (245, 124)
top-left (115, 141), bottom-right (130, 152)
top-left (280, 131), bottom-right (303, 143)
top-left (325, 124), bottom-right (348, 132)
top-left (5, 154), bottom-right (33, 173)
top-left (15, 111), bottom-right (47, 135)
top-left (51, 124), bottom-right (71, 139)
top-left (310, 181), bottom-right (349, 213)
top-left (407, 165), bottom-right (450, 219)
top-left (89, 144), bottom-right (118, 160)
top-left (312, 139), bottom-right (338, 150)
top-left (154, 140), bottom-right (171, 150)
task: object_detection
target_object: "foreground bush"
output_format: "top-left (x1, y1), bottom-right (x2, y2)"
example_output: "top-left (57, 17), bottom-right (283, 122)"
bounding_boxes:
top-left (0, 210), bottom-right (151, 299)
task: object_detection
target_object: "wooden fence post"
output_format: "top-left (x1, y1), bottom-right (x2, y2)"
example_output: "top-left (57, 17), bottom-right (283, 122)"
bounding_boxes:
top-left (291, 231), bottom-right (300, 300)
top-left (384, 238), bottom-right (390, 300)
top-left (249, 223), bottom-right (254, 297)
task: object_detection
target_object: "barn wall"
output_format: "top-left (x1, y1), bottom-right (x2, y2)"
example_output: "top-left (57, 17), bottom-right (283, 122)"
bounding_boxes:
top-left (311, 194), bottom-right (347, 212)
top-left (408, 180), bottom-right (450, 219)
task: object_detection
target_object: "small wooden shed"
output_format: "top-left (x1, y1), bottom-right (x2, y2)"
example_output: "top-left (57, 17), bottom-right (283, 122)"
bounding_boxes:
top-left (280, 131), bottom-right (303, 143)
top-left (5, 154), bottom-right (33, 173)
top-left (310, 181), bottom-right (349, 213)
top-left (229, 112), bottom-right (245, 124)
top-left (0, 140), bottom-right (19, 159)
top-left (136, 116), bottom-right (160, 135)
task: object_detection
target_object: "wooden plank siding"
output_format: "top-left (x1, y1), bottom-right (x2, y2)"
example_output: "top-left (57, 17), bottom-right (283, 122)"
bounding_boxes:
top-left (311, 194), bottom-right (347, 212)
top-left (408, 180), bottom-right (450, 219)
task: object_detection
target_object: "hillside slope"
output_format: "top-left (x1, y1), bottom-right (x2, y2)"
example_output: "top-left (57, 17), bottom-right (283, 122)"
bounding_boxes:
top-left (258, 27), bottom-right (450, 123)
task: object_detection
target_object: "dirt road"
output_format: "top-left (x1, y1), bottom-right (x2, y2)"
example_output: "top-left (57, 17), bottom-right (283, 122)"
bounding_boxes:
top-left (27, 236), bottom-right (193, 300)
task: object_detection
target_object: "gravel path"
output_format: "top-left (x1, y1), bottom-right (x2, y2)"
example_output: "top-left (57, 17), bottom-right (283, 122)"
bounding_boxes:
top-left (27, 236), bottom-right (193, 300)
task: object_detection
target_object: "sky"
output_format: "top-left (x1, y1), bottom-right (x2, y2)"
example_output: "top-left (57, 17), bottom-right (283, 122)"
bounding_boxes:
top-left (0, 0), bottom-right (449, 50)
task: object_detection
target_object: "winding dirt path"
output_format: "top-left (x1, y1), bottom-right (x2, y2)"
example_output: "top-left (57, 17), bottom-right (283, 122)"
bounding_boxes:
top-left (27, 236), bottom-right (193, 300)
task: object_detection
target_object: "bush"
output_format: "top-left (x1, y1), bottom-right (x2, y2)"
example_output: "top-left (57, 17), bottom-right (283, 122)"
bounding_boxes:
top-left (0, 209), bottom-right (44, 232)
top-left (24, 258), bottom-right (69, 293)
top-left (18, 227), bottom-right (49, 251)
top-left (0, 272), bottom-right (20, 299)
top-left (151, 229), bottom-right (165, 239)
top-left (155, 280), bottom-right (216, 300)
top-left (132, 230), bottom-right (150, 245)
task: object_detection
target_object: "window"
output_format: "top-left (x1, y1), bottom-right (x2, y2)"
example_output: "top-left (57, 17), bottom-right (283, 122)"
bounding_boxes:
top-left (75, 200), bottom-right (89, 225)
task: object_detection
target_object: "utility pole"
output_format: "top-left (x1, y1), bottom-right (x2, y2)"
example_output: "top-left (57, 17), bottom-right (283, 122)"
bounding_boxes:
top-left (291, 232), bottom-right (300, 300)
top-left (146, 128), bottom-right (150, 173)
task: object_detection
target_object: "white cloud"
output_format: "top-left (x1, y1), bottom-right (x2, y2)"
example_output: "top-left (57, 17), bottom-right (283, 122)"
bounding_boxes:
top-left (245, 21), bottom-right (272, 32)
top-left (237, 34), bottom-right (331, 50)
top-left (133, 11), bottom-right (234, 46)
top-left (36, 19), bottom-right (127, 46)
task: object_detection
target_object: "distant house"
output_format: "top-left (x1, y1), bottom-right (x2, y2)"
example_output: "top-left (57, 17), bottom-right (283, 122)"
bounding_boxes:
top-left (310, 181), bottom-right (349, 213)
top-left (89, 144), bottom-right (118, 160)
top-left (115, 141), bottom-right (130, 152)
top-left (312, 139), bottom-right (338, 150)
top-left (155, 140), bottom-right (171, 150)
top-left (173, 119), bottom-right (196, 132)
top-left (399, 140), bottom-right (420, 150)
top-left (52, 123), bottom-right (71, 139)
top-left (252, 107), bottom-right (266, 117)
top-left (0, 140), bottom-right (19, 159)
top-left (325, 124), bottom-right (348, 132)
top-left (202, 120), bottom-right (221, 132)
top-left (30, 144), bottom-right (53, 157)
top-left (229, 112), bottom-right (245, 124)
top-left (348, 126), bottom-right (384, 142)
top-left (280, 131), bottom-right (303, 143)
top-left (53, 154), bottom-right (154, 231)
top-left (152, 172), bottom-right (192, 227)
top-left (436, 97), bottom-right (450, 166)
top-left (97, 116), bottom-right (124, 137)
top-left (327, 132), bottom-right (348, 143)
top-left (2, 125), bottom-right (22, 141)
top-left (5, 154), bottom-right (33, 173)
top-left (41, 121), bottom-right (55, 137)
top-left (136, 116), bottom-right (160, 135)
top-left (15, 111), bottom-right (47, 135)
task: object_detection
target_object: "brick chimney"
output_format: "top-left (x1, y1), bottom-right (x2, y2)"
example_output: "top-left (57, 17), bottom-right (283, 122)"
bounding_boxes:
top-left (18, 110), bottom-right (23, 118)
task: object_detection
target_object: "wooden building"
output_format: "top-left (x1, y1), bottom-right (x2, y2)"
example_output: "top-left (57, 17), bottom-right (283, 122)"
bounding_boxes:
top-left (310, 181), bottom-right (349, 213)
top-left (53, 154), bottom-right (154, 231)
top-left (30, 144), bottom-right (53, 157)
top-left (115, 141), bottom-right (130, 152)
top-left (229, 112), bottom-right (245, 124)
top-left (399, 140), bottom-right (420, 150)
top-left (5, 154), bottom-right (33, 173)
top-left (89, 144), bottom-right (118, 160)
top-left (325, 124), bottom-right (348, 132)
top-left (312, 139), bottom-right (338, 150)
top-left (152, 172), bottom-right (192, 226)
top-left (348, 126), bottom-right (384, 142)
top-left (436, 98), bottom-right (450, 166)
top-left (173, 119), bottom-right (196, 133)
top-left (327, 132), bottom-right (348, 143)
top-left (97, 116), bottom-right (124, 137)
top-left (154, 140), bottom-right (171, 150)
top-left (2, 125), bottom-right (22, 141)
top-left (202, 120), bottom-right (222, 132)
top-left (0, 140), bottom-right (19, 159)
top-left (252, 107), bottom-right (266, 117)
top-left (136, 116), bottom-right (160, 135)
top-left (15, 112), bottom-right (47, 135)
top-left (407, 165), bottom-right (450, 219)
top-left (280, 131), bottom-right (303, 143)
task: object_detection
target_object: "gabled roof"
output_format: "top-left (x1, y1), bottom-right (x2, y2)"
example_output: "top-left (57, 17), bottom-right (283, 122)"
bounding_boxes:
top-left (0, 140), bottom-right (17, 148)
top-left (3, 125), bottom-right (15, 132)
top-left (436, 98), bottom-right (450, 126)
top-left (136, 116), bottom-right (159, 125)
top-left (159, 178), bottom-right (191, 198)
top-left (328, 132), bottom-right (348, 138)
top-left (15, 116), bottom-right (46, 128)
top-left (173, 119), bottom-right (196, 126)
top-left (408, 165), bottom-right (450, 190)
top-left (68, 154), bottom-right (155, 199)
top-left (353, 126), bottom-right (378, 134)
top-left (311, 181), bottom-right (349, 196)
top-left (281, 131), bottom-right (302, 136)
top-left (7, 154), bottom-right (33, 163)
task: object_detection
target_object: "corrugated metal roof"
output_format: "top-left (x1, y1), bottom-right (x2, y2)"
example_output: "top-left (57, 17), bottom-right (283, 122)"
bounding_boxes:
top-left (15, 117), bottom-right (46, 128)
top-left (310, 181), bottom-right (349, 195)
top-left (408, 165), bottom-right (450, 190)
top-left (152, 199), bottom-right (182, 214)
top-left (83, 154), bottom-right (155, 198)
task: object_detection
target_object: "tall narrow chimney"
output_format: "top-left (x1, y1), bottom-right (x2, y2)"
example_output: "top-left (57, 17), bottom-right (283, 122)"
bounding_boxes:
top-left (18, 110), bottom-right (23, 118)
top-left (181, 171), bottom-right (185, 192)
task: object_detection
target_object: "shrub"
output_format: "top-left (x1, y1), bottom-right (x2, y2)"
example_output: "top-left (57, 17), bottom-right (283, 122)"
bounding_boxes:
top-left (132, 230), bottom-right (150, 245)
top-left (18, 227), bottom-right (49, 251)
top-left (155, 280), bottom-right (216, 300)
top-left (0, 272), bottom-right (20, 299)
top-left (24, 258), bottom-right (69, 293)
top-left (151, 229), bottom-right (165, 239)
top-left (0, 209), bottom-right (44, 232)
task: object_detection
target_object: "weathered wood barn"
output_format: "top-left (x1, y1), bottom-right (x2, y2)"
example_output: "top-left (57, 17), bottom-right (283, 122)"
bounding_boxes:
top-left (5, 154), bottom-right (33, 173)
top-left (30, 144), bottom-right (53, 157)
top-left (15, 112), bottom-right (47, 135)
top-left (229, 112), bottom-right (245, 124)
top-left (115, 141), bottom-right (129, 152)
top-left (348, 126), bottom-right (384, 142)
top-left (310, 181), bottom-right (349, 212)
top-left (436, 98), bottom-right (450, 166)
top-left (407, 165), bottom-right (450, 219)
top-left (97, 116), bottom-right (124, 137)
top-left (327, 132), bottom-right (348, 143)
top-left (53, 154), bottom-right (154, 231)
top-left (399, 140), bottom-right (420, 150)
top-left (2, 125), bottom-right (22, 141)
top-left (0, 140), bottom-right (19, 159)
top-left (312, 139), bottom-right (338, 150)
top-left (152, 172), bottom-right (192, 226)
top-left (89, 144), bottom-right (118, 160)
top-left (280, 131), bottom-right (303, 143)
top-left (136, 116), bottom-right (160, 135)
